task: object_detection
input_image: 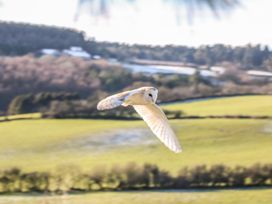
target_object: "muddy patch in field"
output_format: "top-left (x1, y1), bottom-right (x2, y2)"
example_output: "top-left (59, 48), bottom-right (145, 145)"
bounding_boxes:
top-left (0, 128), bottom-right (159, 156)
top-left (59, 128), bottom-right (159, 152)
top-left (263, 124), bottom-right (272, 134)
top-left (0, 149), bottom-right (18, 159)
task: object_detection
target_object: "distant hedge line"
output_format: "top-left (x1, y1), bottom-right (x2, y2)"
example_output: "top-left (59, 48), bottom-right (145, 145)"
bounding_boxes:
top-left (0, 163), bottom-right (271, 194)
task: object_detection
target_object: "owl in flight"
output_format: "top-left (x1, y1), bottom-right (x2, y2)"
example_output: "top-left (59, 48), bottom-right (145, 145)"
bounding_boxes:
top-left (97, 87), bottom-right (182, 153)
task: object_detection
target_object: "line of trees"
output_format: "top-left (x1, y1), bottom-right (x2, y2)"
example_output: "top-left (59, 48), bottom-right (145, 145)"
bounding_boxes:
top-left (0, 163), bottom-right (272, 194)
top-left (1, 21), bottom-right (272, 71)
top-left (7, 92), bottom-right (80, 115)
top-left (0, 21), bottom-right (86, 56)
top-left (90, 42), bottom-right (272, 70)
top-left (6, 92), bottom-right (183, 119)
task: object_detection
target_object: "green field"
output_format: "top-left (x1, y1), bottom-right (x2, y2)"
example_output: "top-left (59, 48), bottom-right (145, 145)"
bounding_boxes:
top-left (0, 95), bottom-right (272, 203)
top-left (0, 189), bottom-right (272, 204)
top-left (0, 113), bottom-right (41, 122)
top-left (0, 119), bottom-right (271, 172)
top-left (164, 95), bottom-right (272, 116)
top-left (0, 96), bottom-right (271, 172)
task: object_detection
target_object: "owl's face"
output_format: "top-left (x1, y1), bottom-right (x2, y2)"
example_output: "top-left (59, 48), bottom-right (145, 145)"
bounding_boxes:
top-left (144, 87), bottom-right (158, 103)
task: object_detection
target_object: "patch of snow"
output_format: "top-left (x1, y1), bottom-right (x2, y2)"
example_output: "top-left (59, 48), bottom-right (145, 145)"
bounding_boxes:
top-left (93, 55), bottom-right (101, 59)
top-left (41, 48), bottom-right (60, 56)
top-left (210, 66), bottom-right (225, 75)
top-left (247, 70), bottom-right (272, 77)
top-left (63, 47), bottom-right (91, 59)
top-left (70, 46), bottom-right (83, 51)
top-left (123, 63), bottom-right (218, 77)
top-left (59, 128), bottom-right (158, 152)
top-left (263, 124), bottom-right (272, 134)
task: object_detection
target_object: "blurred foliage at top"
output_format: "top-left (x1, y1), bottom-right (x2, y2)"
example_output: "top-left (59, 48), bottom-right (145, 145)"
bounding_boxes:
top-left (76, 0), bottom-right (240, 21)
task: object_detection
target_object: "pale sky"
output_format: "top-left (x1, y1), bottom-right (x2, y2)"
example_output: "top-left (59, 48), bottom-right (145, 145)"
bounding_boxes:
top-left (0, 0), bottom-right (271, 47)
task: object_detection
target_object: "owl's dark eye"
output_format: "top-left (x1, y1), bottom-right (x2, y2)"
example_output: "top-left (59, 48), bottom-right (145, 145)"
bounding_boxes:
top-left (148, 93), bottom-right (153, 97)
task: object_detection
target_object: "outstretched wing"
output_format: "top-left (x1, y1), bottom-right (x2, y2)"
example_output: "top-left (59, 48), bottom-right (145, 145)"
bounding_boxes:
top-left (133, 104), bottom-right (182, 153)
top-left (97, 91), bottom-right (130, 110)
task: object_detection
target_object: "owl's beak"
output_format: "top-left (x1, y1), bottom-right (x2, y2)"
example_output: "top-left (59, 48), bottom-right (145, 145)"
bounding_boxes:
top-left (152, 96), bottom-right (157, 103)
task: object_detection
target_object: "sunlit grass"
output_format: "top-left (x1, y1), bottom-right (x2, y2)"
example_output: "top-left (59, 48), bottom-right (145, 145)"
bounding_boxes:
top-left (0, 95), bottom-right (271, 172)
top-left (0, 113), bottom-right (41, 121)
top-left (0, 95), bottom-right (272, 202)
top-left (0, 118), bottom-right (271, 173)
top-left (0, 119), bottom-right (135, 150)
top-left (1, 188), bottom-right (272, 204)
top-left (163, 95), bottom-right (272, 116)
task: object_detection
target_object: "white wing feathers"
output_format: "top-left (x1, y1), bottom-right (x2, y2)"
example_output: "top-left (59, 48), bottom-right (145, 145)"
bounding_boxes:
top-left (133, 104), bottom-right (182, 153)
top-left (97, 92), bottom-right (129, 110)
top-left (97, 89), bottom-right (182, 153)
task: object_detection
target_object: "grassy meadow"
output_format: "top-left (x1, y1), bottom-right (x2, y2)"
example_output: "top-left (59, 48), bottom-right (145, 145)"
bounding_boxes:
top-left (0, 95), bottom-right (272, 203)
top-left (0, 95), bottom-right (271, 172)
top-left (0, 113), bottom-right (41, 122)
top-left (164, 95), bottom-right (272, 116)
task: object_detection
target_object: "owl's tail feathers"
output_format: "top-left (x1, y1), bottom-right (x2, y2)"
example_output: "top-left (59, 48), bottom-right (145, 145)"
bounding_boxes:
top-left (97, 96), bottom-right (124, 110)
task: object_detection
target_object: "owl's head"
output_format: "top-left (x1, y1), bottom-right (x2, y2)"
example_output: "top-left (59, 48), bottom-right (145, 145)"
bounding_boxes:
top-left (143, 87), bottom-right (158, 103)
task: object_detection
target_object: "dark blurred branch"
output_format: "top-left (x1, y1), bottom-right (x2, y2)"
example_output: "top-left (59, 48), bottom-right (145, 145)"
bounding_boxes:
top-left (75, 0), bottom-right (241, 22)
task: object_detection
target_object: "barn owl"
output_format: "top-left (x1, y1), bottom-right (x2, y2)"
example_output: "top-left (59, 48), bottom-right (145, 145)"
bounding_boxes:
top-left (97, 87), bottom-right (182, 153)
